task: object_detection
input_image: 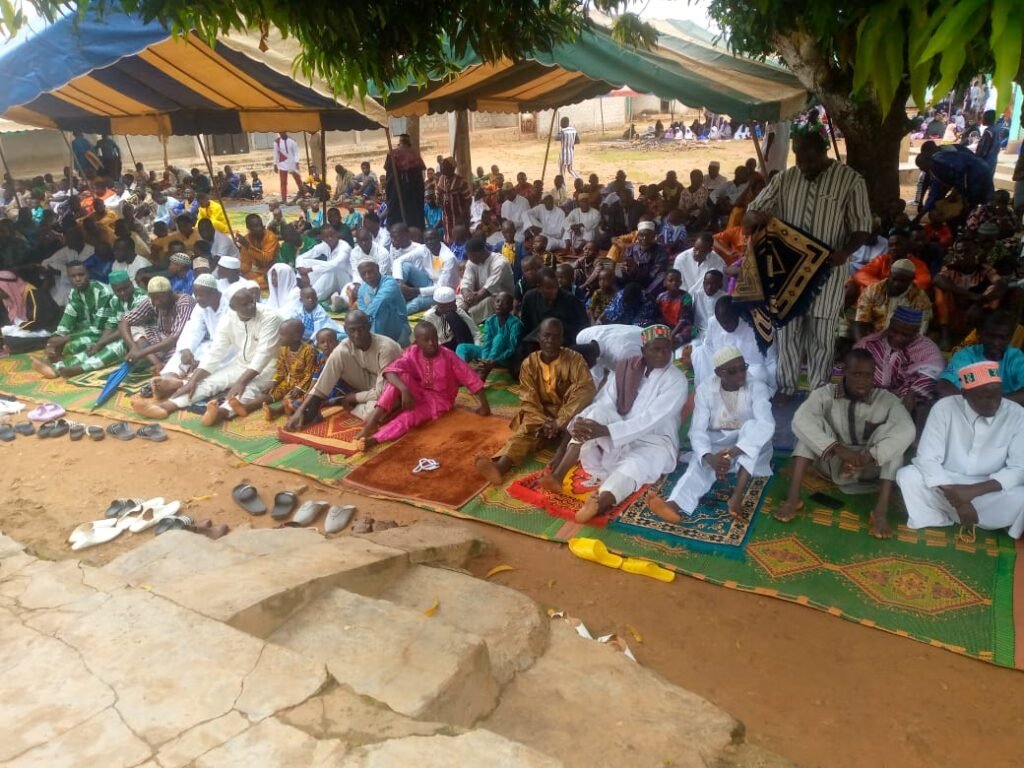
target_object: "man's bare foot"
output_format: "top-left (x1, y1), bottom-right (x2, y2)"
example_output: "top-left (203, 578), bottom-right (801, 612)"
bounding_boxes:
top-left (131, 398), bottom-right (168, 419)
top-left (772, 499), bottom-right (804, 523)
top-left (151, 376), bottom-right (180, 399)
top-left (201, 401), bottom-right (223, 427)
top-left (59, 365), bottom-right (83, 378)
top-left (575, 493), bottom-right (601, 524)
top-left (474, 455), bottom-right (504, 485)
top-left (31, 358), bottom-right (57, 379)
top-left (648, 494), bottom-right (682, 523)
top-left (537, 472), bottom-right (564, 494)
top-left (869, 510), bottom-right (893, 539)
top-left (727, 492), bottom-right (745, 519)
top-left (262, 403), bottom-right (276, 421)
top-left (354, 436), bottom-right (378, 453)
top-left (227, 396), bottom-right (248, 418)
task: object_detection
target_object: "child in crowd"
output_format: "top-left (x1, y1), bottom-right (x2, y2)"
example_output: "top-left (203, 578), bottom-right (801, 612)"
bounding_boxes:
top-left (250, 171), bottom-right (263, 200)
top-left (601, 281), bottom-right (660, 327)
top-left (293, 286), bottom-right (342, 341)
top-left (307, 201), bottom-right (324, 229)
top-left (573, 241), bottom-right (605, 295)
top-left (344, 204), bottom-right (363, 232)
top-left (586, 267), bottom-right (617, 324)
top-left (657, 269), bottom-right (695, 346)
top-left (556, 262), bottom-right (585, 301)
top-left (287, 327), bottom-right (347, 418)
top-left (149, 221), bottom-right (171, 267)
top-left (515, 255), bottom-right (542, 309)
top-left (693, 269), bottom-right (726, 336)
top-left (258, 318), bottom-right (317, 421)
top-left (456, 291), bottom-right (523, 381)
top-left (532, 234), bottom-right (556, 269)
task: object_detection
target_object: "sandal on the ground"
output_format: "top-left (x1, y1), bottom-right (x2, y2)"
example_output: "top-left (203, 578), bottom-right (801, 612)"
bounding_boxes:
top-left (106, 422), bottom-right (136, 440)
top-left (371, 519), bottom-right (399, 532)
top-left (350, 516), bottom-right (374, 534)
top-left (105, 498), bottom-right (142, 518)
top-left (153, 514), bottom-right (194, 536)
top-left (292, 500), bottom-right (329, 526)
top-left (136, 423), bottom-right (168, 442)
top-left (232, 483), bottom-right (267, 515)
top-left (13, 421), bottom-right (34, 436)
top-left (325, 504), bottom-right (356, 534)
top-left (568, 537), bottom-right (624, 569)
top-left (0, 424), bottom-right (14, 442)
top-left (86, 425), bottom-right (105, 441)
top-left (68, 423), bottom-right (86, 441)
top-left (27, 402), bottom-right (65, 422)
top-left (189, 518), bottom-right (230, 539)
top-left (271, 490), bottom-right (298, 520)
top-left (128, 499), bottom-right (181, 533)
top-left (47, 419), bottom-right (70, 439)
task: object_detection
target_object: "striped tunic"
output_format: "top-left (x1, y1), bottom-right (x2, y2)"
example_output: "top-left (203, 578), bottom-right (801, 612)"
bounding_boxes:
top-left (746, 162), bottom-right (872, 318)
top-left (558, 126), bottom-right (578, 168)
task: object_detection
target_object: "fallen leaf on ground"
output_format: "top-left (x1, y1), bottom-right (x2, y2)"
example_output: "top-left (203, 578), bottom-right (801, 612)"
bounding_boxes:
top-left (423, 599), bottom-right (440, 617)
top-left (625, 623), bottom-right (643, 643)
top-left (485, 564), bottom-right (515, 578)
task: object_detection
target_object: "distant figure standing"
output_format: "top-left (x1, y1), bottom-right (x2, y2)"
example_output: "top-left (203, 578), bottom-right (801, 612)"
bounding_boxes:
top-left (384, 133), bottom-right (426, 231)
top-left (273, 132), bottom-right (303, 203)
top-left (557, 116), bottom-right (580, 179)
top-left (95, 135), bottom-right (122, 181)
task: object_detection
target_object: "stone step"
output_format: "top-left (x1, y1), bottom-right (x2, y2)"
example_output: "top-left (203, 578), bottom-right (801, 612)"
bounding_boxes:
top-left (110, 532), bottom-right (411, 639)
top-left (379, 565), bottom-right (548, 685)
top-left (483, 622), bottom-right (744, 768)
top-left (268, 587), bottom-right (499, 728)
top-left (338, 730), bottom-right (562, 767)
top-left (351, 520), bottom-right (492, 568)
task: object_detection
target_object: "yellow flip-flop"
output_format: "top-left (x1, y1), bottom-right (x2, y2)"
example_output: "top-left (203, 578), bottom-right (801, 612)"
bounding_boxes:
top-left (620, 557), bottom-right (676, 582)
top-left (568, 537), bottom-right (623, 569)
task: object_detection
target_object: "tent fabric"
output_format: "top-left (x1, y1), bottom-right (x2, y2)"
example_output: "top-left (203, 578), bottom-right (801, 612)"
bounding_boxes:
top-left (381, 20), bottom-right (807, 121)
top-left (0, 10), bottom-right (384, 135)
top-left (0, 119), bottom-right (43, 134)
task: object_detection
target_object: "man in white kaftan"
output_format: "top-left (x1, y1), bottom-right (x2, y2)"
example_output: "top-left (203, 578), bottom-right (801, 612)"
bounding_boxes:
top-left (691, 296), bottom-right (777, 394)
top-left (459, 238), bottom-right (515, 323)
top-left (651, 347), bottom-right (774, 521)
top-left (897, 361), bottom-right (1024, 537)
top-left (295, 227), bottom-right (354, 300)
top-left (576, 324), bottom-right (642, 386)
top-left (156, 274), bottom-right (232, 383)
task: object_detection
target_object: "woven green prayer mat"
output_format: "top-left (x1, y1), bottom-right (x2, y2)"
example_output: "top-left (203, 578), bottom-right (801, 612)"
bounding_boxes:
top-left (456, 454), bottom-right (1024, 670)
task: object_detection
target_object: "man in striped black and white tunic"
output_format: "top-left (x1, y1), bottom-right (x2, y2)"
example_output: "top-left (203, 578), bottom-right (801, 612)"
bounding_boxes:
top-left (744, 129), bottom-right (872, 399)
top-left (557, 117), bottom-right (580, 179)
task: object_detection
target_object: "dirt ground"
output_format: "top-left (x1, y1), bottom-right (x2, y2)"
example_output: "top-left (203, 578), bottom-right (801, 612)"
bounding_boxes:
top-left (2, 409), bottom-right (1023, 768)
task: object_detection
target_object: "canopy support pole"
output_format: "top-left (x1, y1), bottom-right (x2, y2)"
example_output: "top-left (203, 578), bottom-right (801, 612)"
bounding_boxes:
top-left (195, 133), bottom-right (234, 237)
top-left (0, 137), bottom-right (21, 209)
top-left (453, 109), bottom-right (472, 181)
top-left (751, 130), bottom-right (767, 178)
top-left (319, 129), bottom-right (327, 185)
top-left (60, 131), bottom-right (75, 179)
top-left (302, 132), bottom-right (311, 170)
top-left (824, 111), bottom-right (842, 163)
top-left (123, 136), bottom-right (138, 173)
top-left (161, 135), bottom-right (168, 171)
top-left (540, 109), bottom-right (558, 186)
top-left (600, 97), bottom-right (605, 136)
top-left (384, 128), bottom-right (408, 226)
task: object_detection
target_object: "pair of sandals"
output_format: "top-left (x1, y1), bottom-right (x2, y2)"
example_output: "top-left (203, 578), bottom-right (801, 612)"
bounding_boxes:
top-left (70, 497), bottom-right (183, 550)
top-left (101, 498), bottom-right (228, 538)
top-left (105, 421), bottom-right (168, 442)
top-left (232, 483), bottom-right (357, 534)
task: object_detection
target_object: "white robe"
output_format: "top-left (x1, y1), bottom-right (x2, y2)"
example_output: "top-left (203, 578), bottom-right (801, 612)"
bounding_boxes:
top-left (563, 207), bottom-right (599, 244)
top-left (266, 263), bottom-right (301, 317)
top-left (296, 241), bottom-right (354, 299)
top-left (570, 363), bottom-right (689, 503)
top-left (692, 288), bottom-right (726, 337)
top-left (897, 396), bottom-right (1024, 537)
top-left (668, 378), bottom-right (774, 514)
top-left (529, 204), bottom-right (568, 242)
top-left (575, 324), bottom-right (642, 385)
top-left (692, 316), bottom-right (778, 394)
top-left (672, 249), bottom-right (726, 295)
top-left (160, 297), bottom-right (232, 376)
top-left (500, 196), bottom-right (532, 241)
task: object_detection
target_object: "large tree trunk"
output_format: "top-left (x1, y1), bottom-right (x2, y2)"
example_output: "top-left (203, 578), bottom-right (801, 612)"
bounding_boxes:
top-left (773, 31), bottom-right (909, 212)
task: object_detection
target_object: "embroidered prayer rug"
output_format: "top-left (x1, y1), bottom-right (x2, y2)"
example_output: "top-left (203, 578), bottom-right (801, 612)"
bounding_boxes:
top-left (608, 465), bottom-right (768, 557)
top-left (66, 364), bottom-right (152, 395)
top-left (277, 407), bottom-right (364, 456)
top-left (507, 465), bottom-right (649, 529)
top-left (732, 216), bottom-right (833, 352)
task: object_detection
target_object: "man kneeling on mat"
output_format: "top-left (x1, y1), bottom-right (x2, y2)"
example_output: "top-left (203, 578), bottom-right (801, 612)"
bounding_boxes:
top-left (541, 324), bottom-right (688, 523)
top-left (648, 346), bottom-right (775, 523)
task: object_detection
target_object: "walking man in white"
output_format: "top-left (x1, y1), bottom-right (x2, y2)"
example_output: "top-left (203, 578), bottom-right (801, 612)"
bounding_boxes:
top-left (557, 116), bottom-right (580, 179)
top-left (273, 132), bottom-right (303, 203)
top-left (897, 361), bottom-right (1024, 538)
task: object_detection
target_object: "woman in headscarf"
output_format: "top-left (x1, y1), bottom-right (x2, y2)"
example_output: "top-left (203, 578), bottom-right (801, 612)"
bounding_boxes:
top-left (434, 158), bottom-right (471, 243)
top-left (266, 262), bottom-right (300, 317)
top-left (383, 133), bottom-right (426, 230)
top-left (0, 269), bottom-right (62, 353)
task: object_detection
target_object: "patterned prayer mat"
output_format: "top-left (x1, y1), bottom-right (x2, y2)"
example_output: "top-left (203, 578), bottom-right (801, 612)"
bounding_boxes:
top-left (342, 409), bottom-right (513, 509)
top-left (609, 466), bottom-right (768, 558)
top-left (66, 364), bottom-right (153, 395)
top-left (277, 407), bottom-right (364, 457)
top-left (507, 465), bottom-right (649, 529)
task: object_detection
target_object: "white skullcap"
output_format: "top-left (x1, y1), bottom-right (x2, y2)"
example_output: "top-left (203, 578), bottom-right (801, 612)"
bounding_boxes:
top-left (217, 255), bottom-right (240, 269)
top-left (356, 253), bottom-right (378, 268)
top-left (193, 274), bottom-right (218, 291)
top-left (433, 286), bottom-right (457, 304)
top-left (225, 281), bottom-right (249, 301)
top-left (712, 345), bottom-right (743, 369)
top-left (637, 220), bottom-right (656, 232)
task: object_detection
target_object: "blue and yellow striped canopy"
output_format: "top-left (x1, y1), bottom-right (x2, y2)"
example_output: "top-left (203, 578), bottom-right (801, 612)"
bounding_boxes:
top-left (0, 11), bottom-right (384, 135)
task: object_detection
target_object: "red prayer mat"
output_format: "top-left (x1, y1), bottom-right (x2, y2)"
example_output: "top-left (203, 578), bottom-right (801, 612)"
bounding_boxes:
top-left (507, 465), bottom-right (649, 529)
top-left (276, 407), bottom-right (364, 457)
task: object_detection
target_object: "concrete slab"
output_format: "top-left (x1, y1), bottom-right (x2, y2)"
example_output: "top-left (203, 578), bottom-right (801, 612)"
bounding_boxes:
top-left (102, 530), bottom-right (250, 590)
top-left (352, 520), bottom-right (491, 568)
top-left (484, 622), bottom-right (743, 768)
top-left (269, 589), bottom-right (498, 727)
top-left (381, 565), bottom-right (548, 684)
top-left (4, 708), bottom-right (152, 768)
top-left (156, 711), bottom-right (250, 768)
top-left (195, 717), bottom-right (348, 768)
top-left (339, 730), bottom-right (562, 767)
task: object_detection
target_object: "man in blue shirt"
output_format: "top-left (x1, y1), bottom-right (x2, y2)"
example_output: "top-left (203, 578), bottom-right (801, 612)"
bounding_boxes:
top-left (937, 311), bottom-right (1024, 402)
top-left (917, 142), bottom-right (994, 213)
top-left (356, 257), bottom-right (410, 346)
